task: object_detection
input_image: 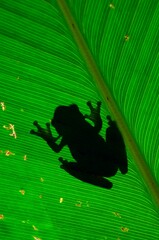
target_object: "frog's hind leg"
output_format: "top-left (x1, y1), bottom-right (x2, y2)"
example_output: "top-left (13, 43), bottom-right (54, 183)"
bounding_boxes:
top-left (59, 157), bottom-right (113, 189)
top-left (106, 116), bottom-right (128, 174)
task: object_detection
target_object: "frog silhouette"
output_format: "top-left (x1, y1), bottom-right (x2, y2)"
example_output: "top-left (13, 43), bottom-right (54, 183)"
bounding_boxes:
top-left (30, 101), bottom-right (128, 189)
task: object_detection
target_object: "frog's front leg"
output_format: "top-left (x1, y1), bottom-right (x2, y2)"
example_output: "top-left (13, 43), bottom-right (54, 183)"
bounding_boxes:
top-left (59, 157), bottom-right (113, 189)
top-left (30, 121), bottom-right (65, 153)
top-left (30, 121), bottom-right (60, 141)
top-left (84, 101), bottom-right (102, 133)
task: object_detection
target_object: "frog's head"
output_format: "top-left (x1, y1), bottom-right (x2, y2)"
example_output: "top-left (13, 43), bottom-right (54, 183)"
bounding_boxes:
top-left (51, 104), bottom-right (84, 135)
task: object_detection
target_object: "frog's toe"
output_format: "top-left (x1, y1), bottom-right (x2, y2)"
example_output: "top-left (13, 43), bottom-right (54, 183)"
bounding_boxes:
top-left (33, 120), bottom-right (38, 126)
top-left (97, 101), bottom-right (102, 106)
top-left (30, 129), bottom-right (35, 134)
top-left (87, 101), bottom-right (91, 106)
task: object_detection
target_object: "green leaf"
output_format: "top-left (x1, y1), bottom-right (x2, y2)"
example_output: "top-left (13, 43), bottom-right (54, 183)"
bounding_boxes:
top-left (0, 0), bottom-right (158, 239)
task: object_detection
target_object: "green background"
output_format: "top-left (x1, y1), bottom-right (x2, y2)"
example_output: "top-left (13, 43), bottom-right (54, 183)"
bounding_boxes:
top-left (0, 0), bottom-right (159, 239)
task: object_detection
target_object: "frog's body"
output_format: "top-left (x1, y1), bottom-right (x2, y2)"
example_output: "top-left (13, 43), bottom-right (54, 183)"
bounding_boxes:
top-left (30, 101), bottom-right (128, 189)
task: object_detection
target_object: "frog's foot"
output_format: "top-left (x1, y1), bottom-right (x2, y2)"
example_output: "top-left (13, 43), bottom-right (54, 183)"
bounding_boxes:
top-left (59, 159), bottom-right (113, 189)
top-left (106, 115), bottom-right (115, 127)
top-left (59, 157), bottom-right (69, 166)
top-left (59, 158), bottom-right (79, 170)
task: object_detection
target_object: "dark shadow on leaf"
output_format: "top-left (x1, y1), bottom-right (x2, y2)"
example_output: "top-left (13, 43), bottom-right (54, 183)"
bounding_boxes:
top-left (30, 101), bottom-right (128, 189)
